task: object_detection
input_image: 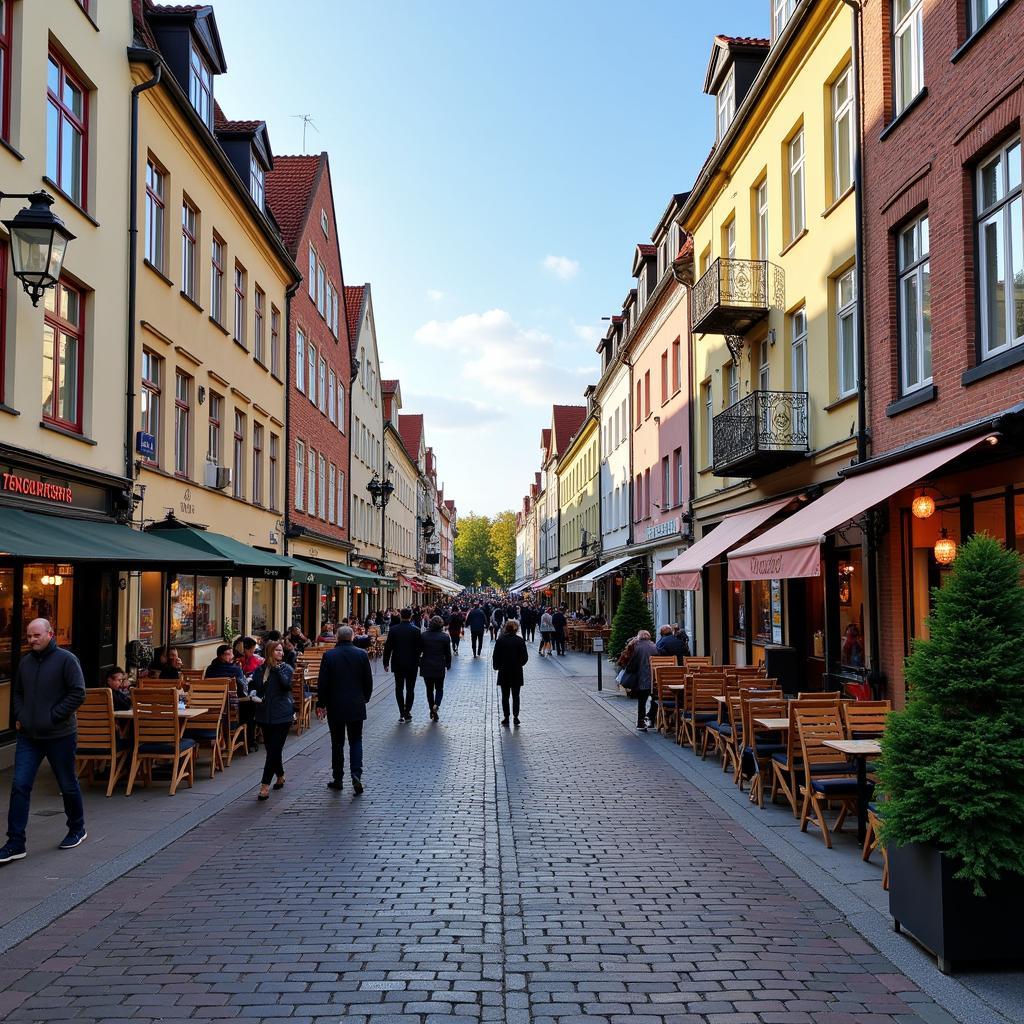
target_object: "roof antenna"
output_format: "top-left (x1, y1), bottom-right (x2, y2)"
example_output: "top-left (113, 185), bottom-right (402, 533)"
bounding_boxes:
top-left (291, 114), bottom-right (317, 153)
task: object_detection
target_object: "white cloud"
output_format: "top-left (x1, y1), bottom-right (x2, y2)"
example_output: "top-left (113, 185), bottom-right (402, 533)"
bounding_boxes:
top-left (426, 288), bottom-right (445, 303)
top-left (543, 254), bottom-right (580, 281)
top-left (572, 322), bottom-right (599, 343)
top-left (404, 391), bottom-right (505, 430)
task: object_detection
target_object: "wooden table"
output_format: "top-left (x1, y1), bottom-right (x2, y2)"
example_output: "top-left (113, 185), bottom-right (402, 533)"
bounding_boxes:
top-left (824, 738), bottom-right (881, 843)
top-left (753, 717), bottom-right (789, 730)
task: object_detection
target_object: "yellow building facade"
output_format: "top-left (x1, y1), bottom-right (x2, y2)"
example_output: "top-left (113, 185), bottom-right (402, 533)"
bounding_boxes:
top-left (556, 406), bottom-right (599, 604)
top-left (127, 6), bottom-right (300, 669)
top-left (678, 1), bottom-right (863, 686)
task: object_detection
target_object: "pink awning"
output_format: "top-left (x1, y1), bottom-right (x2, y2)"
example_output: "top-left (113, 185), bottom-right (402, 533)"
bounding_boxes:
top-left (728, 435), bottom-right (987, 581)
top-left (654, 498), bottom-right (793, 590)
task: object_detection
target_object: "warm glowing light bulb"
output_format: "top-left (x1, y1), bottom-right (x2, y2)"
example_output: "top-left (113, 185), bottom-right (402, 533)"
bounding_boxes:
top-left (911, 494), bottom-right (935, 519)
top-left (934, 529), bottom-right (957, 565)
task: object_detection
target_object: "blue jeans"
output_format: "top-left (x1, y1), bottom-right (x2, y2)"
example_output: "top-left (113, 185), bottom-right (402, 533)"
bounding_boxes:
top-left (7, 732), bottom-right (85, 849)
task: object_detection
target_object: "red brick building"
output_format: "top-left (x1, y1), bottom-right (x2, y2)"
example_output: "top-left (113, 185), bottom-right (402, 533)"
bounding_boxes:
top-left (859, 0), bottom-right (1024, 696)
top-left (266, 152), bottom-right (353, 634)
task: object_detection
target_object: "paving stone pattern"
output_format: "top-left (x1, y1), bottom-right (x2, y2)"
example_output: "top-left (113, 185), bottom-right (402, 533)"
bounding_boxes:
top-left (0, 645), bottom-right (950, 1023)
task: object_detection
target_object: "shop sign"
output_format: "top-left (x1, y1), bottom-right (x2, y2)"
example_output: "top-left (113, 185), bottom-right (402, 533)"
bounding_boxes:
top-left (179, 488), bottom-right (196, 516)
top-left (135, 431), bottom-right (156, 460)
top-left (1, 464), bottom-right (108, 513)
top-left (645, 518), bottom-right (678, 542)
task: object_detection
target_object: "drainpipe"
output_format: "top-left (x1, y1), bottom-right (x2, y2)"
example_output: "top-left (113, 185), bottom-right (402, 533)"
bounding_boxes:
top-left (282, 280), bottom-right (300, 556)
top-left (843, 0), bottom-right (882, 694)
top-left (126, 56), bottom-right (162, 482)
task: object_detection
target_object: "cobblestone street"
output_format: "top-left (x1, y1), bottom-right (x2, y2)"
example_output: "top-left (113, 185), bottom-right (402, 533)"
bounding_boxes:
top-left (0, 647), bottom-right (987, 1024)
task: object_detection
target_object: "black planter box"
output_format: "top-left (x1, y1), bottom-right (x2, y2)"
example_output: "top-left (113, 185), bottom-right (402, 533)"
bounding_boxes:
top-left (889, 842), bottom-right (1024, 973)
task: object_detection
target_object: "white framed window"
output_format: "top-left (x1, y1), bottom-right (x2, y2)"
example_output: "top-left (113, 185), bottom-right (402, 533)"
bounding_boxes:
top-left (318, 453), bottom-right (327, 520)
top-left (724, 219), bottom-right (736, 260)
top-left (295, 441), bottom-right (305, 510)
top-left (307, 344), bottom-right (316, 406)
top-left (970, 0), bottom-right (1009, 33)
top-left (717, 71), bottom-right (735, 141)
top-left (252, 421), bottom-right (264, 506)
top-left (337, 384), bottom-right (346, 433)
top-left (774, 0), bottom-right (796, 39)
top-left (233, 263), bottom-right (246, 346)
top-left (832, 65), bottom-right (854, 199)
top-left (296, 328), bottom-right (305, 392)
top-left (726, 362), bottom-right (739, 406)
top-left (254, 287), bottom-right (265, 364)
top-left (702, 381), bottom-right (713, 466)
top-left (328, 370), bottom-right (336, 423)
top-left (318, 356), bottom-right (327, 413)
top-left (207, 391), bottom-right (222, 464)
top-left (232, 410), bottom-right (245, 499)
top-left (317, 264), bottom-right (326, 316)
top-left (210, 233), bottom-right (225, 324)
top-left (791, 307), bottom-right (808, 392)
top-left (329, 463), bottom-right (336, 523)
top-left (320, 208), bottom-right (329, 236)
top-left (174, 370), bottom-right (190, 477)
top-left (181, 200), bottom-right (197, 300)
top-left (189, 45), bottom-right (212, 127)
top-left (145, 159), bottom-right (165, 270)
top-left (308, 244), bottom-right (316, 300)
top-left (836, 268), bottom-right (858, 398)
top-left (893, 0), bottom-right (924, 117)
top-left (788, 129), bottom-right (806, 240)
top-left (898, 213), bottom-right (932, 393)
top-left (307, 447), bottom-right (317, 516)
top-left (977, 139), bottom-right (1023, 359)
top-left (249, 153), bottom-right (264, 209)
top-left (337, 471), bottom-right (345, 528)
top-left (755, 179), bottom-right (769, 261)
top-left (758, 339), bottom-right (770, 391)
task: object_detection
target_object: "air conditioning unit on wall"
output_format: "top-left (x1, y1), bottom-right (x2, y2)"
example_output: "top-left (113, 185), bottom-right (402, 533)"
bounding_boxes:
top-left (205, 463), bottom-right (231, 490)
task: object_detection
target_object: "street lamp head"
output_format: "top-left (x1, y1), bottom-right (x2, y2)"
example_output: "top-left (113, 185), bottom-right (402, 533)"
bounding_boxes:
top-left (366, 475), bottom-right (382, 505)
top-left (2, 192), bottom-right (75, 307)
top-left (381, 478), bottom-right (395, 502)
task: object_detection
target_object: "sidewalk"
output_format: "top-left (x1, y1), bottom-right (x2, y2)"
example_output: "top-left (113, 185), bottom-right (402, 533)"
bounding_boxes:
top-left (0, 661), bottom-right (392, 954)
top-left (547, 649), bottom-right (1024, 1024)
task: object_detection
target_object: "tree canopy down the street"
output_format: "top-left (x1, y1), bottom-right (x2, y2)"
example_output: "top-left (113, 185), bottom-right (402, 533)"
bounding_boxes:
top-left (455, 510), bottom-right (516, 587)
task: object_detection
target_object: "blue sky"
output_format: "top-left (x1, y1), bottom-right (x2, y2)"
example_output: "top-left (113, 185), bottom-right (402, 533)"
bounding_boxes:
top-left (212, 0), bottom-right (764, 517)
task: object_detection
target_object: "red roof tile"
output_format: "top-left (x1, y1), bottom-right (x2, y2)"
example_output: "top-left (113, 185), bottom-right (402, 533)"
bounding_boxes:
top-left (398, 414), bottom-right (424, 457)
top-left (381, 379), bottom-right (399, 395)
top-left (149, 2), bottom-right (207, 12)
top-left (213, 101), bottom-right (263, 134)
top-left (677, 237), bottom-right (694, 262)
top-left (717, 34), bottom-right (770, 47)
top-left (636, 243), bottom-right (656, 256)
top-left (551, 405), bottom-right (587, 456)
top-left (540, 428), bottom-right (552, 456)
top-left (345, 285), bottom-right (367, 348)
top-left (264, 154), bottom-right (321, 254)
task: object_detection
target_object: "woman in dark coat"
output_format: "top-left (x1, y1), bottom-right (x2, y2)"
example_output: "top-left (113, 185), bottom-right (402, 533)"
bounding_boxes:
top-left (250, 640), bottom-right (295, 799)
top-left (420, 615), bottom-right (453, 722)
top-left (492, 619), bottom-right (529, 727)
top-left (625, 630), bottom-right (659, 731)
top-left (447, 609), bottom-right (465, 655)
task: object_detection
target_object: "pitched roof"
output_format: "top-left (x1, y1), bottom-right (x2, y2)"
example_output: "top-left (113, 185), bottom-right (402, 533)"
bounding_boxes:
top-left (718, 34), bottom-right (770, 47)
top-left (398, 414), bottom-right (424, 457)
top-left (264, 154), bottom-right (321, 254)
top-left (212, 101), bottom-right (261, 134)
top-left (345, 285), bottom-right (367, 349)
top-left (540, 427), bottom-right (552, 456)
top-left (551, 405), bottom-right (587, 456)
top-left (381, 379), bottom-right (400, 394)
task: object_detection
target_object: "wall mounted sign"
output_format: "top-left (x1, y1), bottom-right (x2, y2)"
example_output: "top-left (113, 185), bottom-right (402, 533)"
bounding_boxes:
top-left (645, 518), bottom-right (679, 542)
top-left (0, 464), bottom-right (109, 513)
top-left (135, 431), bottom-right (156, 460)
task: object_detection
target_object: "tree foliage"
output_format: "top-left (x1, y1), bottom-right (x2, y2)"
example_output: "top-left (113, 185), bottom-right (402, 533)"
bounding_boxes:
top-left (880, 533), bottom-right (1024, 894)
top-left (454, 514), bottom-right (494, 587)
top-left (489, 511), bottom-right (517, 586)
top-left (608, 576), bottom-right (654, 658)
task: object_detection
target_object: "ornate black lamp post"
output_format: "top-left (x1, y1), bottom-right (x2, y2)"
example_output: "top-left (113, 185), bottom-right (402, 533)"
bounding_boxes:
top-left (1, 191), bottom-right (75, 306)
top-left (366, 466), bottom-right (395, 580)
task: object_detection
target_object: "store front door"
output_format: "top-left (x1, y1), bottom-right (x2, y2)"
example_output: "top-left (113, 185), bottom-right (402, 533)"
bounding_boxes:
top-left (75, 567), bottom-right (118, 685)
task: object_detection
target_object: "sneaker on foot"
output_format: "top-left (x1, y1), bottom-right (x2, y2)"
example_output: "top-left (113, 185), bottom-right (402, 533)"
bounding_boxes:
top-left (326, 780), bottom-right (343, 791)
top-left (58, 830), bottom-right (87, 850)
top-left (636, 725), bottom-right (648, 732)
top-left (500, 717), bottom-right (510, 726)
top-left (351, 776), bottom-right (364, 794)
top-left (0, 842), bottom-right (27, 864)
top-left (513, 718), bottom-right (521, 726)
top-left (403, 713), bottom-right (413, 722)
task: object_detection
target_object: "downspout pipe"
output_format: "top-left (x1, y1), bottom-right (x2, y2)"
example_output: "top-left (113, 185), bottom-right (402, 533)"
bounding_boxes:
top-left (843, 0), bottom-right (883, 694)
top-left (126, 55), bottom-right (162, 483)
top-left (282, 280), bottom-right (300, 555)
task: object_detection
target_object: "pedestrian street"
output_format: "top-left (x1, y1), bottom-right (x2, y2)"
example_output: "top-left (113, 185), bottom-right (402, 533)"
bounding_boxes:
top-left (0, 644), bottom-right (976, 1024)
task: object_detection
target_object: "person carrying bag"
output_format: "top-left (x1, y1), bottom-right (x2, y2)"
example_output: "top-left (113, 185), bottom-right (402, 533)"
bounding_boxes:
top-left (624, 630), bottom-right (658, 732)
top-left (249, 640), bottom-right (294, 800)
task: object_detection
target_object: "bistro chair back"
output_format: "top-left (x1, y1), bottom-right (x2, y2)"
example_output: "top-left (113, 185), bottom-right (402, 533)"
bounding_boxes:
top-left (179, 669), bottom-right (205, 687)
top-left (648, 655), bottom-right (677, 673)
top-left (652, 665), bottom-right (687, 735)
top-left (126, 686), bottom-right (196, 796)
top-left (139, 676), bottom-right (177, 688)
top-left (732, 665), bottom-right (767, 680)
top-left (75, 688), bottom-right (127, 797)
top-left (683, 656), bottom-right (714, 670)
top-left (796, 709), bottom-right (863, 848)
top-left (741, 695), bottom-right (787, 804)
top-left (843, 700), bottom-right (891, 739)
top-left (292, 666), bottom-right (313, 734)
top-left (684, 676), bottom-right (725, 755)
top-left (185, 681), bottom-right (229, 777)
top-left (770, 697), bottom-right (842, 815)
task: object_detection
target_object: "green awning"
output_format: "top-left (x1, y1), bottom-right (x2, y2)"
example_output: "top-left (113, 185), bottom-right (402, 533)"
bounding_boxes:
top-left (286, 556), bottom-right (351, 588)
top-left (0, 507), bottom-right (231, 567)
top-left (146, 521), bottom-right (293, 578)
top-left (313, 559), bottom-right (397, 589)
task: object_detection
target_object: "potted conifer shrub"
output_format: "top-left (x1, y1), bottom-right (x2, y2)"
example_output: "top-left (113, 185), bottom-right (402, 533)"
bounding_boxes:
top-left (881, 533), bottom-right (1024, 974)
top-left (608, 576), bottom-right (654, 660)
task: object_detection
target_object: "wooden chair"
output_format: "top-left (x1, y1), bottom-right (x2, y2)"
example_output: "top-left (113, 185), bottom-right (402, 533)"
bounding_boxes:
top-left (652, 665), bottom-right (686, 735)
top-left (185, 681), bottom-right (229, 778)
top-left (179, 668), bottom-right (205, 687)
top-left (75, 689), bottom-right (128, 797)
top-left (769, 695), bottom-right (842, 815)
top-left (739, 692), bottom-right (785, 803)
top-left (683, 656), bottom-right (714, 670)
top-left (648, 654), bottom-right (677, 672)
top-left (126, 686), bottom-right (196, 795)
top-left (863, 805), bottom-right (889, 889)
top-left (292, 666), bottom-right (313, 735)
top-left (797, 708), bottom-right (868, 848)
top-left (682, 676), bottom-right (724, 755)
top-left (842, 700), bottom-right (891, 739)
top-left (225, 685), bottom-right (248, 766)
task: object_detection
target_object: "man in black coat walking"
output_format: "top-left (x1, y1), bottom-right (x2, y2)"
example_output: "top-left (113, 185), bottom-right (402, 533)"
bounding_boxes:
top-left (466, 604), bottom-right (487, 657)
top-left (317, 626), bottom-right (373, 792)
top-left (552, 606), bottom-right (568, 656)
top-left (383, 608), bottom-right (423, 722)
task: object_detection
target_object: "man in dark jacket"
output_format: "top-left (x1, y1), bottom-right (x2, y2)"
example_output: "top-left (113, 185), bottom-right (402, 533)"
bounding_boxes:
top-left (317, 626), bottom-right (373, 792)
top-left (466, 604), bottom-right (487, 657)
top-left (552, 607), bottom-right (568, 656)
top-left (383, 608), bottom-right (424, 722)
top-left (1, 619), bottom-right (86, 863)
top-left (205, 644), bottom-right (248, 693)
top-left (655, 624), bottom-right (690, 665)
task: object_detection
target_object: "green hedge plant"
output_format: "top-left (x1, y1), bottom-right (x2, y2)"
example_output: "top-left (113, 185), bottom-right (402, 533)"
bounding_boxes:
top-left (880, 533), bottom-right (1024, 895)
top-left (608, 575), bottom-right (654, 659)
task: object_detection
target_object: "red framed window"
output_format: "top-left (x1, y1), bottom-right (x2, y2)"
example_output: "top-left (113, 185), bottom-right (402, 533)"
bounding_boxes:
top-left (254, 286), bottom-right (265, 364)
top-left (252, 421), bottom-right (263, 506)
top-left (270, 305), bottom-right (280, 376)
top-left (174, 371), bottom-right (191, 477)
top-left (207, 392), bottom-right (222, 463)
top-left (140, 350), bottom-right (162, 466)
top-left (145, 159), bottom-right (165, 270)
top-left (0, 1), bottom-right (13, 141)
top-left (233, 263), bottom-right (246, 346)
top-left (181, 200), bottom-right (197, 300)
top-left (46, 51), bottom-right (88, 207)
top-left (233, 410), bottom-right (245, 499)
top-left (42, 281), bottom-right (85, 432)
top-left (210, 234), bottom-right (225, 323)
top-left (268, 433), bottom-right (279, 511)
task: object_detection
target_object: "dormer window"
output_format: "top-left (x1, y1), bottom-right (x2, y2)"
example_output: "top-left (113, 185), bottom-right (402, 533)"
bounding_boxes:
top-left (774, 0), bottom-right (796, 39)
top-left (249, 153), bottom-right (264, 208)
top-left (189, 45), bottom-right (212, 127)
top-left (717, 70), bottom-right (735, 140)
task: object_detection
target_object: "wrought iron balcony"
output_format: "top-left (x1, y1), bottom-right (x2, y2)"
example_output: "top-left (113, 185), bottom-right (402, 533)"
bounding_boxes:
top-left (712, 390), bottom-right (809, 478)
top-left (692, 257), bottom-right (777, 335)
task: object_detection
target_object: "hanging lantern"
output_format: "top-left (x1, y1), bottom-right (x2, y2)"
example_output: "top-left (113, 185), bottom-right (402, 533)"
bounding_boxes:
top-left (911, 492), bottom-right (935, 519)
top-left (934, 528), bottom-right (957, 565)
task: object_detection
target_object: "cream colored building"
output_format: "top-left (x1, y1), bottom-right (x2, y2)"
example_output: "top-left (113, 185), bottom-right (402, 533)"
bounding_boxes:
top-left (382, 382), bottom-right (418, 609)
top-left (128, 4), bottom-right (300, 668)
top-left (0, 0), bottom-right (135, 745)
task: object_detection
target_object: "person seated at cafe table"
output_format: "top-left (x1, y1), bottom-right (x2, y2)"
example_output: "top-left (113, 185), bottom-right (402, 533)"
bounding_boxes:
top-left (205, 644), bottom-right (247, 694)
top-left (287, 624), bottom-right (310, 653)
top-left (280, 634), bottom-right (298, 668)
top-left (317, 621), bottom-right (336, 643)
top-left (159, 647), bottom-right (182, 680)
top-left (655, 623), bottom-right (689, 665)
top-left (237, 637), bottom-right (264, 677)
top-left (105, 665), bottom-right (132, 712)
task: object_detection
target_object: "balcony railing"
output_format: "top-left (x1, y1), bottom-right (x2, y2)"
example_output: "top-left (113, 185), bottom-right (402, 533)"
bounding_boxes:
top-left (692, 257), bottom-right (779, 335)
top-left (712, 389), bottom-right (809, 478)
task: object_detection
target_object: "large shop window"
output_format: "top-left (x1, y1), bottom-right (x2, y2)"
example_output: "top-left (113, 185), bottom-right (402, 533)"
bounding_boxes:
top-left (138, 571), bottom-right (164, 649)
top-left (251, 579), bottom-right (274, 634)
top-left (22, 565), bottom-right (74, 657)
top-left (836, 548), bottom-right (865, 669)
top-left (169, 574), bottom-right (222, 645)
top-left (229, 579), bottom-right (244, 638)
